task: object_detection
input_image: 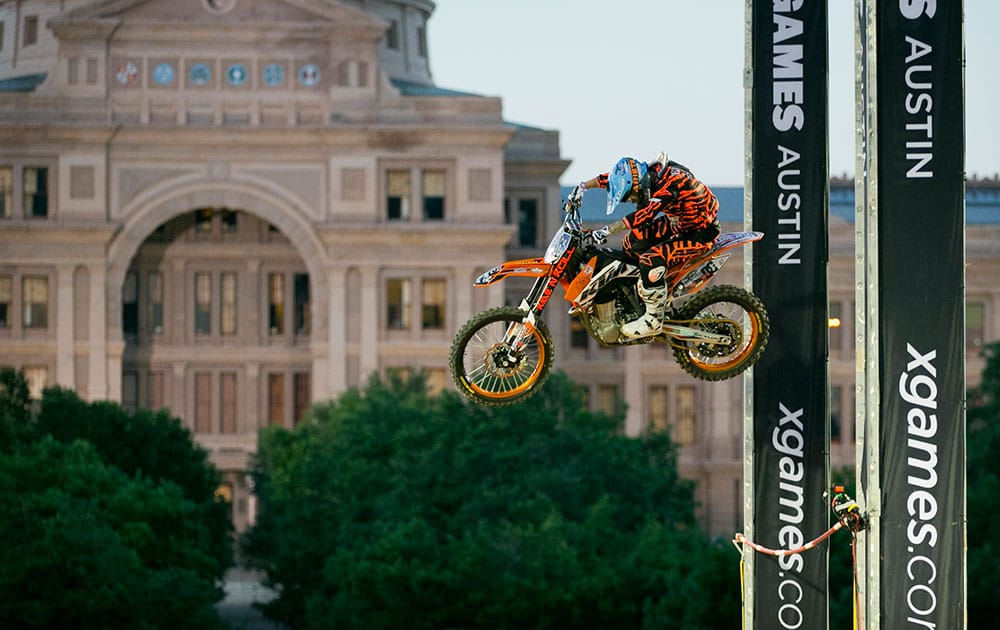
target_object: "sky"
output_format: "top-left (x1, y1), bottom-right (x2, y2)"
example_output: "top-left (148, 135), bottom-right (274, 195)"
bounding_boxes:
top-left (429, 1), bottom-right (999, 187)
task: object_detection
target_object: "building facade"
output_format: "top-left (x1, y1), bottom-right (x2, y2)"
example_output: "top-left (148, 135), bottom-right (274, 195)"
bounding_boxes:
top-left (2, 1), bottom-right (997, 537)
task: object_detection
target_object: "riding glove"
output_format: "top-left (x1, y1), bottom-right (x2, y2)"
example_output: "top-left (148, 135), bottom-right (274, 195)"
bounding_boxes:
top-left (567, 181), bottom-right (586, 207)
top-left (590, 226), bottom-right (611, 245)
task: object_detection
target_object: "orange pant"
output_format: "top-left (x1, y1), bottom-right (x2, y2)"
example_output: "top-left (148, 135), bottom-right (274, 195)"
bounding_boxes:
top-left (622, 216), bottom-right (715, 288)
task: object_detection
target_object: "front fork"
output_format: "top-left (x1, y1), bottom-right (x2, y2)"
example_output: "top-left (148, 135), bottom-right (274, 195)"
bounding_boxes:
top-left (503, 276), bottom-right (550, 356)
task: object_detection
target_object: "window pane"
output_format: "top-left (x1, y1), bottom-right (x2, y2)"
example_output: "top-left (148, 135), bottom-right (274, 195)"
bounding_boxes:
top-left (386, 278), bottom-right (411, 329)
top-left (293, 372), bottom-right (310, 425)
top-left (147, 272), bottom-right (163, 334)
top-left (0, 166), bottom-right (12, 217)
top-left (967, 301), bottom-right (985, 352)
top-left (268, 273), bottom-right (284, 335)
top-left (221, 272), bottom-right (237, 335)
top-left (195, 208), bottom-right (213, 233)
top-left (194, 273), bottom-right (211, 334)
top-left (122, 371), bottom-right (138, 413)
top-left (422, 170), bottom-right (445, 220)
top-left (23, 366), bottom-right (47, 400)
top-left (268, 373), bottom-right (284, 426)
top-left (294, 274), bottom-right (310, 335)
top-left (831, 385), bottom-right (843, 442)
top-left (195, 372), bottom-right (212, 433)
top-left (425, 368), bottom-right (447, 396)
top-left (386, 170), bottom-right (410, 220)
top-left (570, 316), bottom-right (588, 349)
top-left (597, 384), bottom-right (619, 417)
top-left (221, 209), bottom-right (238, 233)
top-left (675, 385), bottom-right (696, 446)
top-left (829, 301), bottom-right (843, 354)
top-left (220, 372), bottom-right (237, 433)
top-left (123, 272), bottom-right (138, 335)
top-left (22, 276), bottom-right (48, 329)
top-left (148, 371), bottom-right (164, 410)
top-left (385, 20), bottom-right (399, 49)
top-left (0, 275), bottom-right (10, 328)
top-left (648, 385), bottom-right (668, 432)
top-left (421, 278), bottom-right (446, 329)
top-left (417, 26), bottom-right (427, 57)
top-left (23, 167), bottom-right (47, 218)
top-left (23, 16), bottom-right (38, 46)
top-left (518, 199), bottom-right (538, 246)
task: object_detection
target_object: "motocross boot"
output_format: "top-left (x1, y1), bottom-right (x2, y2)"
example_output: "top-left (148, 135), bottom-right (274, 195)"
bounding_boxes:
top-left (621, 283), bottom-right (668, 340)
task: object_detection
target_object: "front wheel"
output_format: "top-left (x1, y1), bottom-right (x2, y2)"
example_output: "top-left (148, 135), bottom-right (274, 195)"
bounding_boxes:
top-left (671, 285), bottom-right (769, 381)
top-left (450, 306), bottom-right (554, 407)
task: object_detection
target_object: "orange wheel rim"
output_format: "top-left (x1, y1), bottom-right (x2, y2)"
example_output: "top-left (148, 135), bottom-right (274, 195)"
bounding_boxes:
top-left (689, 313), bottom-right (760, 372)
top-left (464, 328), bottom-right (547, 400)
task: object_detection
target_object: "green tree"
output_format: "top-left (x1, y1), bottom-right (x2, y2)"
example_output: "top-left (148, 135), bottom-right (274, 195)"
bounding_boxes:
top-left (0, 376), bottom-right (232, 627)
top-left (35, 387), bottom-right (232, 575)
top-left (244, 371), bottom-right (740, 629)
top-left (968, 341), bottom-right (1000, 625)
top-left (0, 437), bottom-right (225, 628)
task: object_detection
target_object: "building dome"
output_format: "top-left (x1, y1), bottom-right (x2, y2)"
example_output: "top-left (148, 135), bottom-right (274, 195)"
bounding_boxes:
top-left (338, 0), bottom-right (435, 85)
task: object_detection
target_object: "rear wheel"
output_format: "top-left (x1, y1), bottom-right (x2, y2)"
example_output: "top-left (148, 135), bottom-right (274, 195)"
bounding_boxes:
top-left (450, 306), bottom-right (554, 407)
top-left (671, 285), bottom-right (769, 381)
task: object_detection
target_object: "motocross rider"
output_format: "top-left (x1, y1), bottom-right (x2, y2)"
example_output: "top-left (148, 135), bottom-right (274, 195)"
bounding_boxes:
top-left (567, 153), bottom-right (720, 340)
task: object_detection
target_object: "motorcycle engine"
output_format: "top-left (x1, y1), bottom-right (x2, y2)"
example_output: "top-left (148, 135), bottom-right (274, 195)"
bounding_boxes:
top-left (591, 300), bottom-right (621, 344)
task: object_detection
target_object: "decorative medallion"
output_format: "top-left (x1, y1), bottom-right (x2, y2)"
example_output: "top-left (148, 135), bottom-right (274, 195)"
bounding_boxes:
top-left (189, 63), bottom-right (212, 86)
top-left (203, 0), bottom-right (237, 14)
top-left (152, 62), bottom-right (175, 85)
top-left (115, 61), bottom-right (139, 85)
top-left (226, 63), bottom-right (248, 86)
top-left (298, 63), bottom-right (321, 87)
top-left (262, 63), bottom-right (285, 87)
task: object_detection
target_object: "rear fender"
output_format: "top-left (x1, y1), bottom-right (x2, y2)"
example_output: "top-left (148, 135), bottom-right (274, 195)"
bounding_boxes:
top-left (668, 231), bottom-right (763, 297)
top-left (474, 258), bottom-right (550, 286)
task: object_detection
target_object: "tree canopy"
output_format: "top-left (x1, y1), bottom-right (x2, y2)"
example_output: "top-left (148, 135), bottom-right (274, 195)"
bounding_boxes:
top-left (968, 341), bottom-right (1000, 624)
top-left (0, 369), bottom-right (231, 629)
top-left (243, 371), bottom-right (741, 629)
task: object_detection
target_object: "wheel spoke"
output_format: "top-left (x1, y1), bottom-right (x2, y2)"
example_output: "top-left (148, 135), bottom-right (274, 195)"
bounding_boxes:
top-left (450, 306), bottom-right (554, 406)
top-left (461, 319), bottom-right (542, 394)
top-left (688, 302), bottom-right (754, 367)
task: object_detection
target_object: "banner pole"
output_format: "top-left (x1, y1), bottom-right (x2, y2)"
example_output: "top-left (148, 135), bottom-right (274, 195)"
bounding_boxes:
top-left (742, 3), bottom-right (755, 629)
top-left (855, 1), bottom-right (881, 628)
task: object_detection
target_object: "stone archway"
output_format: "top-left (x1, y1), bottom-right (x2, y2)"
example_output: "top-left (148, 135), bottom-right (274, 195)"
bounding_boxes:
top-left (108, 179), bottom-right (329, 334)
top-left (106, 177), bottom-right (339, 530)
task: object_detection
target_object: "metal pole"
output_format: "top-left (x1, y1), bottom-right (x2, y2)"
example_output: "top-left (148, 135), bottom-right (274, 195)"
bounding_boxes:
top-left (854, 1), bottom-right (880, 627)
top-left (741, 2), bottom-right (756, 628)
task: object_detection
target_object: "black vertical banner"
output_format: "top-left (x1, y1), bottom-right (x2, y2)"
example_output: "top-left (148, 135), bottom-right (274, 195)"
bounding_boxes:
top-left (876, 2), bottom-right (965, 628)
top-left (750, 1), bottom-right (829, 628)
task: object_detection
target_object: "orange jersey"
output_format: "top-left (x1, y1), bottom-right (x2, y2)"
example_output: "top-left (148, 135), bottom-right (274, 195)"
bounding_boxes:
top-left (597, 161), bottom-right (719, 236)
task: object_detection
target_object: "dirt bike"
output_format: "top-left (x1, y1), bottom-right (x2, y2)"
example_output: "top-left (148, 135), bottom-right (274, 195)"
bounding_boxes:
top-left (449, 200), bottom-right (770, 407)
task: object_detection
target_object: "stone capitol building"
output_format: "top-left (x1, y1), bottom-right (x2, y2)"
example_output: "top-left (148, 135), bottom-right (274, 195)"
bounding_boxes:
top-left (3, 0), bottom-right (998, 537)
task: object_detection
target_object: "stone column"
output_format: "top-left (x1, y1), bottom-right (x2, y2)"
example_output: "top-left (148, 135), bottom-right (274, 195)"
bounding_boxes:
top-left (172, 259), bottom-right (186, 345)
top-left (454, 265), bottom-right (476, 331)
top-left (87, 264), bottom-right (107, 400)
top-left (245, 362), bottom-right (260, 432)
top-left (244, 260), bottom-right (260, 344)
top-left (623, 346), bottom-right (643, 437)
top-left (325, 266), bottom-right (347, 398)
top-left (171, 362), bottom-right (185, 419)
top-left (106, 337), bottom-right (123, 403)
top-left (359, 266), bottom-right (378, 379)
top-left (55, 264), bottom-right (75, 389)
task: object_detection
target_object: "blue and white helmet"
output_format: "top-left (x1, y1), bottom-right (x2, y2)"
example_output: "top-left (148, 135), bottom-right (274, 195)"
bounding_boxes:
top-left (606, 157), bottom-right (647, 215)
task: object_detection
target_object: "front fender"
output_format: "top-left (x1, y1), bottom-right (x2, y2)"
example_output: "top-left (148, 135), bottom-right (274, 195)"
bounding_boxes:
top-left (474, 258), bottom-right (550, 286)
